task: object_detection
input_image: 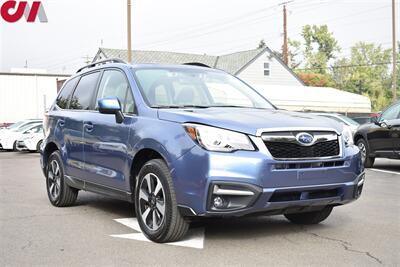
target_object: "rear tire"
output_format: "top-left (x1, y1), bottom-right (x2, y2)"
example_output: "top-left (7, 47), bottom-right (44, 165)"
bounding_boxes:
top-left (46, 151), bottom-right (78, 207)
top-left (356, 138), bottom-right (375, 168)
top-left (12, 141), bottom-right (17, 152)
top-left (135, 159), bottom-right (189, 243)
top-left (284, 206), bottom-right (333, 225)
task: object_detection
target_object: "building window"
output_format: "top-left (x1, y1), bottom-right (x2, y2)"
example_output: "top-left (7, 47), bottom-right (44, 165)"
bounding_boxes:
top-left (264, 62), bottom-right (270, 76)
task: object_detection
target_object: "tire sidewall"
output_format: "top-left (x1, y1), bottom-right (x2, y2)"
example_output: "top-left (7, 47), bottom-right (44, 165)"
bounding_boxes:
top-left (36, 140), bottom-right (43, 152)
top-left (356, 138), bottom-right (374, 167)
top-left (135, 160), bottom-right (174, 241)
top-left (46, 151), bottom-right (65, 206)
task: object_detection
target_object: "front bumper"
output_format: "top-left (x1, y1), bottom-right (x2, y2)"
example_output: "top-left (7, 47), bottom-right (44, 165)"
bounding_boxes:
top-left (172, 144), bottom-right (363, 217)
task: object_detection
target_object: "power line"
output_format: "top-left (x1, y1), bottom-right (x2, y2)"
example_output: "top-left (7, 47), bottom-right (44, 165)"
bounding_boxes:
top-left (296, 61), bottom-right (400, 71)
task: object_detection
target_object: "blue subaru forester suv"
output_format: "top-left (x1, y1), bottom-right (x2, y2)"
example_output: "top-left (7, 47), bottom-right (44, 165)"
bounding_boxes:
top-left (41, 59), bottom-right (365, 242)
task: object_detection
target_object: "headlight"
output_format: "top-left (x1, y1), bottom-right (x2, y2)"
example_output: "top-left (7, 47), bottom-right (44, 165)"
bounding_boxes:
top-left (184, 124), bottom-right (255, 152)
top-left (342, 125), bottom-right (354, 146)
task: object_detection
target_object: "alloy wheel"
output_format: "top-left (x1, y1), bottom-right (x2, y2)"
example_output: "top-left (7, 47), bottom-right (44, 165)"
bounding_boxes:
top-left (357, 142), bottom-right (367, 164)
top-left (138, 173), bottom-right (166, 231)
top-left (48, 160), bottom-right (61, 200)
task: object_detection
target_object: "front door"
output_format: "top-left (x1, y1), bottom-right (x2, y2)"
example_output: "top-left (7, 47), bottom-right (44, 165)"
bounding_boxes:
top-left (368, 102), bottom-right (400, 157)
top-left (82, 69), bottom-right (136, 191)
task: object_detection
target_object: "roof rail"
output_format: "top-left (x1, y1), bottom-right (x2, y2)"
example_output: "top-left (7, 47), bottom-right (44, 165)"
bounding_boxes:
top-left (76, 58), bottom-right (127, 73)
top-left (183, 62), bottom-right (211, 68)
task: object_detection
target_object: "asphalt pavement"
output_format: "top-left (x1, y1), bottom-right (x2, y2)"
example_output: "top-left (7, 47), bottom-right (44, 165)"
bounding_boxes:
top-left (0, 152), bottom-right (399, 267)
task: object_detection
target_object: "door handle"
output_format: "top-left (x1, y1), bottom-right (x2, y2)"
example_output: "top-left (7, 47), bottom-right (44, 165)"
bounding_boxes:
top-left (58, 119), bottom-right (65, 127)
top-left (84, 122), bottom-right (94, 132)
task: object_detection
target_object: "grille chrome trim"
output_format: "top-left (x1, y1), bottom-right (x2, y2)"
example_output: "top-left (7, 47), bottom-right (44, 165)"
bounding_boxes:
top-left (255, 128), bottom-right (343, 161)
top-left (261, 131), bottom-right (338, 146)
top-left (255, 127), bottom-right (341, 137)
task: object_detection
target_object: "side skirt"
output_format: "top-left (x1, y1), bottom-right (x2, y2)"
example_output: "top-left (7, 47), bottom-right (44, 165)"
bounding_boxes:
top-left (64, 175), bottom-right (133, 203)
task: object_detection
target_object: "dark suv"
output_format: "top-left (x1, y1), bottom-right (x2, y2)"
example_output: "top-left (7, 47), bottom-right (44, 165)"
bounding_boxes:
top-left (354, 101), bottom-right (400, 167)
top-left (41, 59), bottom-right (364, 243)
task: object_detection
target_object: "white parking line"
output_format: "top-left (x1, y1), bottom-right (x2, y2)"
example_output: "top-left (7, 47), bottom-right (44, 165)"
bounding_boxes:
top-left (369, 169), bottom-right (400, 175)
top-left (110, 218), bottom-right (205, 249)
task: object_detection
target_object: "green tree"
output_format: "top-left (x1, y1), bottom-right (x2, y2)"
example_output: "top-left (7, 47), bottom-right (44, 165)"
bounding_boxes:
top-left (292, 25), bottom-right (341, 74)
top-left (287, 25), bottom-right (340, 87)
top-left (257, 39), bottom-right (266, 49)
top-left (288, 39), bottom-right (302, 69)
top-left (332, 42), bottom-right (392, 110)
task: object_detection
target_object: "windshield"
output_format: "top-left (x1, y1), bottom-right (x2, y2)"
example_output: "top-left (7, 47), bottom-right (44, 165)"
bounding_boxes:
top-left (7, 121), bottom-right (24, 130)
top-left (16, 123), bottom-right (41, 133)
top-left (338, 115), bottom-right (359, 126)
top-left (133, 68), bottom-right (274, 109)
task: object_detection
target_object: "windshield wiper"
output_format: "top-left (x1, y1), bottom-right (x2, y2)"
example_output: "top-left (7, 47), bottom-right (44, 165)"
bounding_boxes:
top-left (151, 105), bottom-right (210, 109)
top-left (209, 105), bottom-right (273, 110)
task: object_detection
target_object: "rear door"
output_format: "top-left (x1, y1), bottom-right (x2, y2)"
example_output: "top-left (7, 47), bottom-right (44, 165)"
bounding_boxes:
top-left (82, 69), bottom-right (136, 191)
top-left (64, 71), bottom-right (101, 179)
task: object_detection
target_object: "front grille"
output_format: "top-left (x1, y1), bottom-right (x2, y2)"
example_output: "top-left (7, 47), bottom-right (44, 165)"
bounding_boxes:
top-left (264, 139), bottom-right (340, 159)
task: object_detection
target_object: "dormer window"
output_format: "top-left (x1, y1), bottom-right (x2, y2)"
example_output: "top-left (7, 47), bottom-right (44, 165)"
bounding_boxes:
top-left (264, 62), bottom-right (270, 76)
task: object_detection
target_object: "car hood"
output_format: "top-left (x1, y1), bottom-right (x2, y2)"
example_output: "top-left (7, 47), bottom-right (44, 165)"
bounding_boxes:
top-left (158, 108), bottom-right (344, 136)
top-left (0, 131), bottom-right (23, 139)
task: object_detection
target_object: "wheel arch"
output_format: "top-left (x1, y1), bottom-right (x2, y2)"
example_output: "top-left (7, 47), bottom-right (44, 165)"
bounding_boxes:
top-left (42, 141), bottom-right (60, 168)
top-left (129, 145), bottom-right (171, 194)
top-left (354, 133), bottom-right (366, 144)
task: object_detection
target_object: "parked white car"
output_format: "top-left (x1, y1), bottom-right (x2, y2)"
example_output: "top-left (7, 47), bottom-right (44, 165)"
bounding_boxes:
top-left (312, 113), bottom-right (359, 135)
top-left (0, 119), bottom-right (42, 135)
top-left (16, 124), bottom-right (44, 152)
top-left (0, 123), bottom-right (42, 151)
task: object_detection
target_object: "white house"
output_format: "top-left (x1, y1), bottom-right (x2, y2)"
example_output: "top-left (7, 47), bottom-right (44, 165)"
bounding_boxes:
top-left (93, 47), bottom-right (305, 87)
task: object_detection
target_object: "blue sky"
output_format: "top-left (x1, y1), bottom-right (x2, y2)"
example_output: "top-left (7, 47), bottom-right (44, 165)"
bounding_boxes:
top-left (0, 0), bottom-right (397, 73)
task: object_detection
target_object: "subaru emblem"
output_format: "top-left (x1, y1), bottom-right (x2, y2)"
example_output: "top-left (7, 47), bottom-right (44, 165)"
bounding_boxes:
top-left (296, 132), bottom-right (314, 145)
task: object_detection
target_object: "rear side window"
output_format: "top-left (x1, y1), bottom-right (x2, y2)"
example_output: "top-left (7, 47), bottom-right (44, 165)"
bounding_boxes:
top-left (56, 77), bottom-right (78, 109)
top-left (95, 70), bottom-right (135, 114)
top-left (70, 72), bottom-right (100, 110)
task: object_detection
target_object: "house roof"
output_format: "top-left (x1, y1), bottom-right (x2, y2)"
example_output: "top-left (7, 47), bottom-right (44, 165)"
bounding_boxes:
top-left (95, 47), bottom-right (304, 84)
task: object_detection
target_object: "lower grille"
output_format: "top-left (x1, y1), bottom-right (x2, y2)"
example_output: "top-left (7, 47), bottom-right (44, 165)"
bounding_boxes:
top-left (269, 188), bottom-right (340, 202)
top-left (273, 160), bottom-right (344, 170)
top-left (264, 139), bottom-right (340, 159)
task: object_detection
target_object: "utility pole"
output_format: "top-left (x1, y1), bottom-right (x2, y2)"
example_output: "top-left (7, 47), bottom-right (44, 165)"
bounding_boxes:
top-left (392, 0), bottom-right (397, 101)
top-left (283, 4), bottom-right (288, 65)
top-left (280, 1), bottom-right (293, 65)
top-left (127, 0), bottom-right (132, 63)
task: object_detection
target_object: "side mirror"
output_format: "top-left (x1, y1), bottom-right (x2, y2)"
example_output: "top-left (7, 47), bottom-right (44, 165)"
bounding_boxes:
top-left (98, 98), bottom-right (125, 124)
top-left (371, 116), bottom-right (379, 125)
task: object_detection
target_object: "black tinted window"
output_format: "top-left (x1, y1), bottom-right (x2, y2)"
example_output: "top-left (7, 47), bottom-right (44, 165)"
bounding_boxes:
top-left (70, 72), bottom-right (100, 110)
top-left (56, 78), bottom-right (78, 109)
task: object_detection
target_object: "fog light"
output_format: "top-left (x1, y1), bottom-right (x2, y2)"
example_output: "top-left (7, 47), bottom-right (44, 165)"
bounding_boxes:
top-left (213, 196), bottom-right (225, 208)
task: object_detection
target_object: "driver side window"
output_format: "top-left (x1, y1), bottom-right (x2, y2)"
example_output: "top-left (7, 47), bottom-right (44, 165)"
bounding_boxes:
top-left (381, 103), bottom-right (400, 121)
top-left (95, 70), bottom-right (135, 114)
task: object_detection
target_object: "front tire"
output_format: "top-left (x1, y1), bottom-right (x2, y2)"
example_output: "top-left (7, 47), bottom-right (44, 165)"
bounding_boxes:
top-left (46, 151), bottom-right (78, 207)
top-left (36, 140), bottom-right (43, 153)
top-left (284, 206), bottom-right (333, 225)
top-left (135, 159), bottom-right (189, 243)
top-left (356, 138), bottom-right (375, 168)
